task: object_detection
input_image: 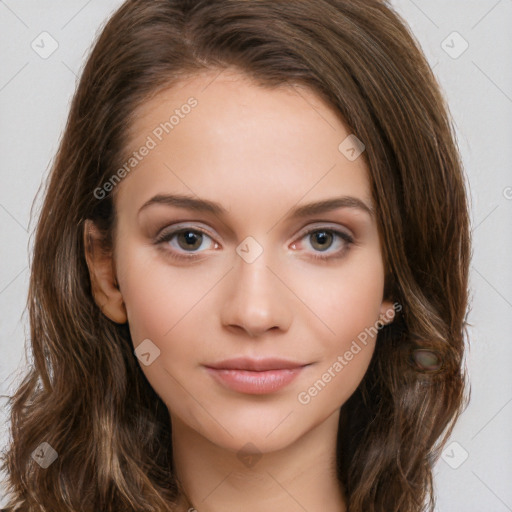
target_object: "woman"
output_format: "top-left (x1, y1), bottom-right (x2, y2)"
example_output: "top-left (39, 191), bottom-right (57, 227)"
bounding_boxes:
top-left (1, 1), bottom-right (471, 510)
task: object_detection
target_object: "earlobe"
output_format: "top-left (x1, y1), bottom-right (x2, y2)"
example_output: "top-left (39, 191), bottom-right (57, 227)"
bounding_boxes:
top-left (83, 219), bottom-right (127, 324)
top-left (378, 299), bottom-right (396, 327)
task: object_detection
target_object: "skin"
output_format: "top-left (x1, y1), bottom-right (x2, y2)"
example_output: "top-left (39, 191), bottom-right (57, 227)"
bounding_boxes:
top-left (85, 68), bottom-right (396, 512)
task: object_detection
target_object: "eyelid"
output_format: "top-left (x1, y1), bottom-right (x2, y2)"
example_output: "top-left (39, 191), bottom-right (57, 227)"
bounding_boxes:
top-left (154, 221), bottom-right (216, 239)
top-left (153, 221), bottom-right (355, 262)
top-left (294, 221), bottom-right (353, 239)
top-left (154, 221), bottom-right (353, 244)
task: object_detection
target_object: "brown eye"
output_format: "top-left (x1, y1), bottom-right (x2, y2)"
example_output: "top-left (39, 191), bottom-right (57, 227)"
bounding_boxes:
top-left (176, 230), bottom-right (204, 251)
top-left (309, 230), bottom-right (334, 251)
top-left (295, 227), bottom-right (354, 261)
top-left (154, 226), bottom-right (217, 261)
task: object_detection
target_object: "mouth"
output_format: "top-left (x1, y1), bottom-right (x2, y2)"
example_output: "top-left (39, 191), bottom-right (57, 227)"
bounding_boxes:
top-left (203, 357), bottom-right (311, 395)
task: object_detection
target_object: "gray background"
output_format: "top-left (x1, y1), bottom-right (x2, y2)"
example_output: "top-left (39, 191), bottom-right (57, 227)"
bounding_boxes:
top-left (1, 1), bottom-right (511, 510)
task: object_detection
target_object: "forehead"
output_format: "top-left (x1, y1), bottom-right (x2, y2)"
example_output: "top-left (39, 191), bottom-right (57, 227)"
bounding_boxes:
top-left (114, 69), bottom-right (373, 221)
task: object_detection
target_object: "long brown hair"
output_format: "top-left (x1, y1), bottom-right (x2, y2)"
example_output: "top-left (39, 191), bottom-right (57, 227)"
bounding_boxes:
top-left (1, 1), bottom-right (472, 510)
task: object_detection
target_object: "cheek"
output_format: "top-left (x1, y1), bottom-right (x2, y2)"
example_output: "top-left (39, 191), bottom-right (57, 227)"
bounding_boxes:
top-left (117, 245), bottom-right (218, 400)
top-left (296, 347), bottom-right (373, 413)
top-left (118, 250), bottom-right (210, 419)
top-left (295, 266), bottom-right (384, 410)
top-left (118, 241), bottom-right (214, 342)
top-left (291, 250), bottom-right (384, 400)
top-left (292, 249), bottom-right (385, 342)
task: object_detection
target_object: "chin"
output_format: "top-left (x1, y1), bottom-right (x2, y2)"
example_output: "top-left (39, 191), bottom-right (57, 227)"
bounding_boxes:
top-left (187, 399), bottom-right (329, 455)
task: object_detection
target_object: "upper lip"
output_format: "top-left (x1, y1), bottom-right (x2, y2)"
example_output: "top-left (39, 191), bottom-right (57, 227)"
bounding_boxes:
top-left (204, 357), bottom-right (308, 371)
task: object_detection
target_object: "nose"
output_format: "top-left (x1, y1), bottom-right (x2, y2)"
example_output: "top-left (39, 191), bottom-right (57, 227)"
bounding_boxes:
top-left (220, 245), bottom-right (292, 339)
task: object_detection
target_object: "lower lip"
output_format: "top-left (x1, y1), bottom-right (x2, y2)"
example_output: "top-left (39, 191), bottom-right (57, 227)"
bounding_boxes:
top-left (204, 367), bottom-right (305, 395)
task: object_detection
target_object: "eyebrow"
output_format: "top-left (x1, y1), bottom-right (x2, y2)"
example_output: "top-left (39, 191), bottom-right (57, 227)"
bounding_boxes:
top-left (137, 193), bottom-right (375, 219)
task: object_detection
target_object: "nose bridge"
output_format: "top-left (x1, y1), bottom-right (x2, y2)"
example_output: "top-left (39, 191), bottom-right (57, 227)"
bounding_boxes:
top-left (237, 246), bottom-right (273, 297)
top-left (235, 233), bottom-right (277, 290)
top-left (221, 237), bottom-right (291, 336)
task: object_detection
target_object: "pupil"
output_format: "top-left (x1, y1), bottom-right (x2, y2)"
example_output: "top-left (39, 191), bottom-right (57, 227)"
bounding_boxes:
top-left (179, 231), bottom-right (201, 250)
top-left (312, 231), bottom-right (332, 251)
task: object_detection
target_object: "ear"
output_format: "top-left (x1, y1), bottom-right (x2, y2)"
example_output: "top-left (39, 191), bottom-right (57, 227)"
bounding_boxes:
top-left (378, 299), bottom-right (396, 327)
top-left (83, 219), bottom-right (127, 324)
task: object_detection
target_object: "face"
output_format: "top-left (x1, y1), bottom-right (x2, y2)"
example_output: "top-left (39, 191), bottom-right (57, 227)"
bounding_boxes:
top-left (92, 69), bottom-right (395, 454)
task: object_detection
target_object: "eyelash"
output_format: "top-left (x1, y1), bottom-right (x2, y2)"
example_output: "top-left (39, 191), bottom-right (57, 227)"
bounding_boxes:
top-left (153, 225), bottom-right (354, 262)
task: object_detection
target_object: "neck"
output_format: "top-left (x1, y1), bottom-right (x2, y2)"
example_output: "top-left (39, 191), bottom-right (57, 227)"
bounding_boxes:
top-left (170, 409), bottom-right (347, 512)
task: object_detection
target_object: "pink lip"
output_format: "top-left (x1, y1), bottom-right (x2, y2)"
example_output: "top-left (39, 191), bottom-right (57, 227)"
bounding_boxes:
top-left (204, 357), bottom-right (309, 395)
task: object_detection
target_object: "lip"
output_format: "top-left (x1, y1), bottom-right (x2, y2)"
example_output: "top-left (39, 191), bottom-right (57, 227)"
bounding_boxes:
top-left (203, 357), bottom-right (310, 395)
top-left (205, 357), bottom-right (307, 371)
